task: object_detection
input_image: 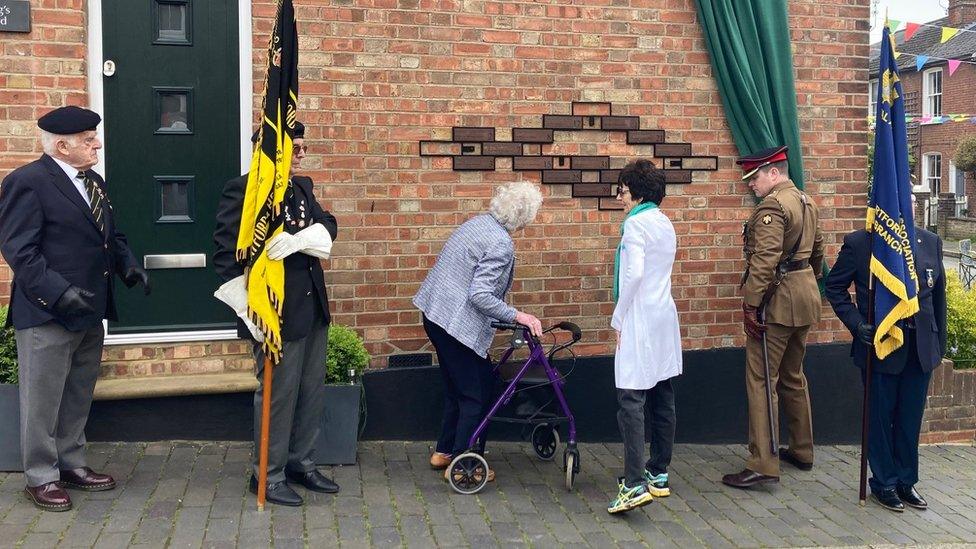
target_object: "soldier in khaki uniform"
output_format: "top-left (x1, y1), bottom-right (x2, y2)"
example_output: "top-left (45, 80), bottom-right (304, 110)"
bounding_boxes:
top-left (722, 146), bottom-right (825, 489)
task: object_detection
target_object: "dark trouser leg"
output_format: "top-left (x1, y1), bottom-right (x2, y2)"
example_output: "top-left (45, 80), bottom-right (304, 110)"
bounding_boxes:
top-left (645, 378), bottom-right (676, 476)
top-left (617, 388), bottom-right (647, 487)
top-left (286, 319), bottom-right (329, 474)
top-left (253, 338), bottom-right (303, 484)
top-left (424, 317), bottom-right (492, 456)
top-left (55, 325), bottom-right (104, 471)
top-left (893, 344), bottom-right (931, 489)
top-left (863, 367), bottom-right (899, 494)
top-left (425, 316), bottom-right (459, 455)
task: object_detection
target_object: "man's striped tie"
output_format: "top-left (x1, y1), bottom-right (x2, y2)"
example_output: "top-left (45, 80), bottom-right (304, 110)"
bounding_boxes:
top-left (77, 171), bottom-right (105, 234)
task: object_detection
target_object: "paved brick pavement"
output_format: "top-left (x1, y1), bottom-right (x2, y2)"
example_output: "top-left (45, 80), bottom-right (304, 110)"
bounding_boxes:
top-left (1, 441), bottom-right (975, 548)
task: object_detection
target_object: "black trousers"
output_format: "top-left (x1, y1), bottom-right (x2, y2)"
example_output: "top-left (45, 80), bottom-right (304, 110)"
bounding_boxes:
top-left (862, 334), bottom-right (932, 494)
top-left (616, 377), bottom-right (677, 486)
top-left (423, 316), bottom-right (494, 456)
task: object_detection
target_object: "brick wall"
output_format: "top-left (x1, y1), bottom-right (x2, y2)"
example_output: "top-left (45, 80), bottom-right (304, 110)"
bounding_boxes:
top-left (921, 360), bottom-right (976, 443)
top-left (946, 216), bottom-right (976, 240)
top-left (1, 0), bottom-right (868, 371)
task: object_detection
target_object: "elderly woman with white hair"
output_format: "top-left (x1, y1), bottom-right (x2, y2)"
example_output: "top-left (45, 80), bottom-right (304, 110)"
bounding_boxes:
top-left (413, 181), bottom-right (544, 481)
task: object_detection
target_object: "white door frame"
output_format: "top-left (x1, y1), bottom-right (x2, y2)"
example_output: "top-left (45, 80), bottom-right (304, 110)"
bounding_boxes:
top-left (88, 0), bottom-right (253, 345)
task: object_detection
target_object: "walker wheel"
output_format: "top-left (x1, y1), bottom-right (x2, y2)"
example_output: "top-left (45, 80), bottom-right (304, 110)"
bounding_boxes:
top-left (564, 451), bottom-right (578, 491)
top-left (447, 453), bottom-right (490, 495)
top-left (531, 424), bottom-right (559, 461)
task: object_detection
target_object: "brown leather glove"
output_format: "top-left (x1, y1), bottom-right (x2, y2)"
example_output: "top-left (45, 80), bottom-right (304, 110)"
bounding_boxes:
top-left (742, 303), bottom-right (766, 341)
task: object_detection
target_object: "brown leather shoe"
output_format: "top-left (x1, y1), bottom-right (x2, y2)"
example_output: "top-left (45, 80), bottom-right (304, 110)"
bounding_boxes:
top-left (24, 482), bottom-right (72, 512)
top-left (430, 452), bottom-right (452, 470)
top-left (59, 467), bottom-right (116, 491)
top-left (778, 448), bottom-right (813, 471)
top-left (721, 469), bottom-right (779, 489)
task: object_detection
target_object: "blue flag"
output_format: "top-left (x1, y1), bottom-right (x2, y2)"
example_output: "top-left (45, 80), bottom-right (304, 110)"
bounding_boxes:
top-left (868, 24), bottom-right (919, 360)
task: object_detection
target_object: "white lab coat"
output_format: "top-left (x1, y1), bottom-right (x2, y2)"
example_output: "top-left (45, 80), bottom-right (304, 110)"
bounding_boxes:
top-left (611, 208), bottom-right (682, 390)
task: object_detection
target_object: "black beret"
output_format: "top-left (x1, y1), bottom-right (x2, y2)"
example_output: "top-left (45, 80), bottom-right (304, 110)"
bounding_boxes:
top-left (37, 106), bottom-right (101, 134)
top-left (250, 121), bottom-right (305, 143)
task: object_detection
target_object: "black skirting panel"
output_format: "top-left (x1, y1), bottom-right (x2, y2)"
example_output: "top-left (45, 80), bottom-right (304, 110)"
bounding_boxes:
top-left (85, 343), bottom-right (861, 444)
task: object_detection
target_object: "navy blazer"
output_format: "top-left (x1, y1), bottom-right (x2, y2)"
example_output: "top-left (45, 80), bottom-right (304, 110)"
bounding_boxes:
top-left (213, 174), bottom-right (337, 342)
top-left (824, 228), bottom-right (946, 374)
top-left (0, 154), bottom-right (138, 331)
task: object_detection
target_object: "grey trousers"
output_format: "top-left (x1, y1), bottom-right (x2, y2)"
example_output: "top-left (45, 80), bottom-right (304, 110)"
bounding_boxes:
top-left (616, 378), bottom-right (677, 486)
top-left (252, 323), bottom-right (328, 484)
top-left (16, 322), bottom-right (104, 487)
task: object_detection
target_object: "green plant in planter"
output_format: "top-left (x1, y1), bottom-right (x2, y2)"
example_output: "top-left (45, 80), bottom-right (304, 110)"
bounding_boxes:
top-left (0, 306), bottom-right (18, 384)
top-left (325, 324), bottom-right (370, 384)
top-left (946, 271), bottom-right (976, 369)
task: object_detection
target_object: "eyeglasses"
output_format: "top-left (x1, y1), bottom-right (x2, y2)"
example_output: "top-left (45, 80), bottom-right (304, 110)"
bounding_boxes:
top-left (292, 144), bottom-right (308, 155)
top-left (615, 186), bottom-right (631, 197)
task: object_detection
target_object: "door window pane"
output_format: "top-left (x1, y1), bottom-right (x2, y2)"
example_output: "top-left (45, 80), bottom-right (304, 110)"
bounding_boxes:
top-left (155, 176), bottom-right (194, 223)
top-left (154, 0), bottom-right (192, 45)
top-left (154, 88), bottom-right (193, 134)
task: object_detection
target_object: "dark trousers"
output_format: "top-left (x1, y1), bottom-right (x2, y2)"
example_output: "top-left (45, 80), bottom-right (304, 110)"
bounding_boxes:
top-left (616, 377), bottom-right (677, 486)
top-left (863, 334), bottom-right (932, 494)
top-left (423, 316), bottom-right (494, 456)
top-left (252, 318), bottom-right (329, 484)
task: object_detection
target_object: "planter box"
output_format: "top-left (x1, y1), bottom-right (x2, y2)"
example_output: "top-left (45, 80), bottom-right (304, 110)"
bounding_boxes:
top-left (0, 384), bottom-right (21, 472)
top-left (314, 383), bottom-right (362, 465)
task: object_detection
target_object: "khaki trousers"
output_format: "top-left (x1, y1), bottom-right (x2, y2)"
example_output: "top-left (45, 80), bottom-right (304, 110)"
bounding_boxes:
top-left (744, 323), bottom-right (814, 476)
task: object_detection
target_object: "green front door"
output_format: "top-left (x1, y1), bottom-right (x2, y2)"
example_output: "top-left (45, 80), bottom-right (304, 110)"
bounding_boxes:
top-left (102, 0), bottom-right (240, 333)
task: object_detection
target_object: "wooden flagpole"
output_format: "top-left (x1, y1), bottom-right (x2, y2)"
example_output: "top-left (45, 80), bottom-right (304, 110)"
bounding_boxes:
top-left (859, 277), bottom-right (876, 505)
top-left (257, 355), bottom-right (273, 510)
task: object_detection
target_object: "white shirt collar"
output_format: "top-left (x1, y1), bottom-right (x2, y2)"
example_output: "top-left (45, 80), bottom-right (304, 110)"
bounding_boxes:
top-left (49, 155), bottom-right (91, 206)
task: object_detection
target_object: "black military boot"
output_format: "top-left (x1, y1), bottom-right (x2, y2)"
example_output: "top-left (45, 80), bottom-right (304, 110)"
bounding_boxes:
top-left (896, 485), bottom-right (928, 510)
top-left (873, 488), bottom-right (905, 512)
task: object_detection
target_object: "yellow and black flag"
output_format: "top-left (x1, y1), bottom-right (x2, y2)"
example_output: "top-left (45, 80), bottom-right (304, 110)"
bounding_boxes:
top-left (236, 0), bottom-right (299, 364)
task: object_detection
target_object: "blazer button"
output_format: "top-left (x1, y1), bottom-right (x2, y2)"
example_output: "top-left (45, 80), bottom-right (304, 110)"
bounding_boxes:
top-left (306, 291), bottom-right (312, 296)
top-left (103, 271), bottom-right (109, 277)
top-left (104, 244), bottom-right (108, 250)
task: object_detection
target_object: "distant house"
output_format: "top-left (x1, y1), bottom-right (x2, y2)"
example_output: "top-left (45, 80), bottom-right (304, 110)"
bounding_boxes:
top-left (870, 0), bottom-right (976, 229)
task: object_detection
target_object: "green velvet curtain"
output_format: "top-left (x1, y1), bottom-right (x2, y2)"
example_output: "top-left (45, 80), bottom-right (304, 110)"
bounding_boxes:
top-left (694, 0), bottom-right (805, 189)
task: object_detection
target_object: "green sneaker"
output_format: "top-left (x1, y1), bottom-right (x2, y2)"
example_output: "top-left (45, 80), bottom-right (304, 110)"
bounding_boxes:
top-left (607, 477), bottom-right (653, 514)
top-left (644, 471), bottom-right (670, 497)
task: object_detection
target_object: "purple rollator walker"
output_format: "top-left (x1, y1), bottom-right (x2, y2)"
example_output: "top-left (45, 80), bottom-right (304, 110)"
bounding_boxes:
top-left (446, 321), bottom-right (582, 495)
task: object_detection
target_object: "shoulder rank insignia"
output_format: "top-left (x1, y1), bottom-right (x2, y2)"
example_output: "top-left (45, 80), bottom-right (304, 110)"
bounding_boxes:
top-left (762, 214), bottom-right (772, 225)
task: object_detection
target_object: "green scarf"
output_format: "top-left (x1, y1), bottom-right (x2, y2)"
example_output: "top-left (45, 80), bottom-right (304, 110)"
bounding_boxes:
top-left (613, 201), bottom-right (658, 302)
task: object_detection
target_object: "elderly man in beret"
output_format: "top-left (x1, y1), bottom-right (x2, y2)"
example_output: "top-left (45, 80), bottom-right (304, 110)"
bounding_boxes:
top-left (0, 106), bottom-right (150, 511)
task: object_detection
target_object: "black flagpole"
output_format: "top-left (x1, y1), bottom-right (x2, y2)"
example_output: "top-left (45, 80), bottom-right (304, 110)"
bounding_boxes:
top-left (859, 276), bottom-right (876, 505)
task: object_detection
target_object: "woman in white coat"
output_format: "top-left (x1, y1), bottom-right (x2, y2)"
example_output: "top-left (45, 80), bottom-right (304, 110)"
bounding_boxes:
top-left (607, 159), bottom-right (683, 515)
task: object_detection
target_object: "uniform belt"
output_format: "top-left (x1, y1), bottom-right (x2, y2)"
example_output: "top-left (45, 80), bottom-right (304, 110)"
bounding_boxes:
top-left (782, 259), bottom-right (809, 272)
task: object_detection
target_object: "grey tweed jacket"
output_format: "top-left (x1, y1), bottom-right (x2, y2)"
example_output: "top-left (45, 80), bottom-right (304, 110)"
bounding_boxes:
top-left (413, 214), bottom-right (517, 357)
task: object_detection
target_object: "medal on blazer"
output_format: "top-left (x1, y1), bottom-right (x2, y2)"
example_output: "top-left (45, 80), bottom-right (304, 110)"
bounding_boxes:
top-left (926, 268), bottom-right (934, 288)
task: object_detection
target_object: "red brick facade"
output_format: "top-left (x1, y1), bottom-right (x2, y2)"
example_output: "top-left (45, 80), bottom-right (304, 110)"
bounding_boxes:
top-left (1, 0), bottom-right (868, 369)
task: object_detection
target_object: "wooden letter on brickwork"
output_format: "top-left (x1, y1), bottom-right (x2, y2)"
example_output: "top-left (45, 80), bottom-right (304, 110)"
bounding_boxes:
top-left (419, 102), bottom-right (718, 210)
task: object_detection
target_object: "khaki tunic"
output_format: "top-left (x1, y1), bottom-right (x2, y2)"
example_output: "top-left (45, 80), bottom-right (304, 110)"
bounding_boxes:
top-left (741, 179), bottom-right (824, 476)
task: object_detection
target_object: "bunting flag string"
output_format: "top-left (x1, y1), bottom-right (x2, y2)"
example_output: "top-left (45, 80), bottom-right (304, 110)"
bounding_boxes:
top-left (884, 18), bottom-right (973, 45)
top-left (867, 113), bottom-right (976, 127)
top-left (883, 48), bottom-right (976, 71)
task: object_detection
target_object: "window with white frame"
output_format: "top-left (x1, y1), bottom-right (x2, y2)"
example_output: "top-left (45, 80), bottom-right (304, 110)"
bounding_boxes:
top-left (920, 153), bottom-right (941, 192)
top-left (869, 79), bottom-right (879, 115)
top-left (922, 68), bottom-right (942, 117)
top-left (950, 160), bottom-right (966, 195)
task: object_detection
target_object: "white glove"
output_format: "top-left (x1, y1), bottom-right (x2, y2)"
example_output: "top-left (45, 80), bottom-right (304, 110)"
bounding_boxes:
top-left (213, 275), bottom-right (263, 341)
top-left (265, 223), bottom-right (333, 260)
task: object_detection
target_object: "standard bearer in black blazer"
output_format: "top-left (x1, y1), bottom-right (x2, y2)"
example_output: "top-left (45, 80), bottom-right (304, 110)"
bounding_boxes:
top-left (212, 122), bottom-right (340, 506)
top-left (825, 224), bottom-right (946, 512)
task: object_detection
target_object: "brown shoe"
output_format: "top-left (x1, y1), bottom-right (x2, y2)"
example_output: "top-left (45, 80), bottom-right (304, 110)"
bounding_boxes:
top-left (430, 452), bottom-right (452, 470)
top-left (721, 469), bottom-right (779, 489)
top-left (24, 482), bottom-right (72, 512)
top-left (59, 467), bottom-right (116, 491)
top-left (778, 448), bottom-right (813, 471)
